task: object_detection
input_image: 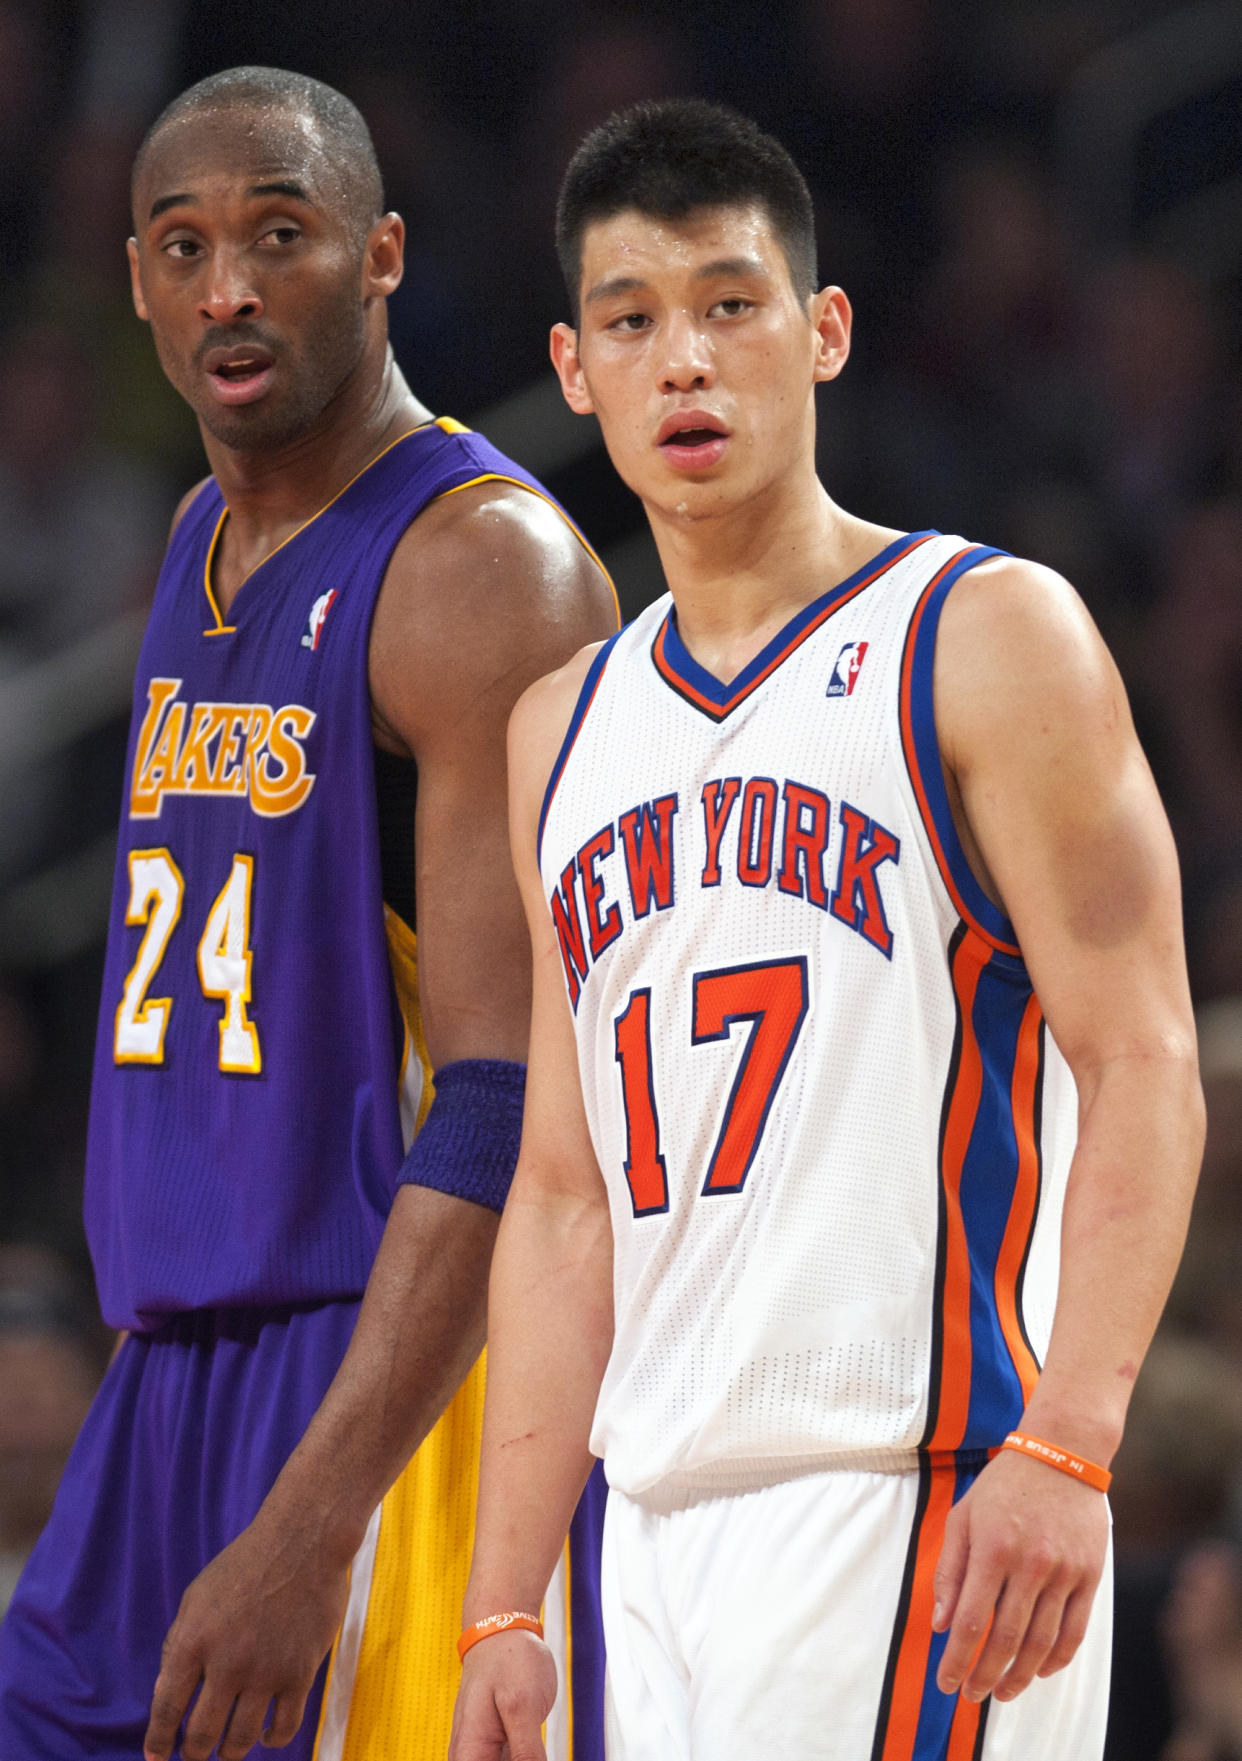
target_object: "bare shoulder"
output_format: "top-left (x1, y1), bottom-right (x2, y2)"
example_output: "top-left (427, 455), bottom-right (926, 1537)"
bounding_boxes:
top-left (370, 477), bottom-right (616, 755)
top-left (935, 553), bottom-right (1130, 778)
top-left (508, 643), bottom-right (608, 845)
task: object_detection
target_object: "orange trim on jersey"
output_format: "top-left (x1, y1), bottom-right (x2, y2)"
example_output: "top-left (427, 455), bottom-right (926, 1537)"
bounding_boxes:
top-left (993, 995), bottom-right (1044, 1402)
top-left (652, 532), bottom-right (935, 720)
top-left (898, 564), bottom-right (1022, 958)
top-left (433, 471), bottom-right (621, 628)
top-left (925, 930), bottom-right (989, 1453)
top-left (945, 1695), bottom-right (986, 1761)
top-left (200, 424), bottom-right (439, 635)
top-left (877, 1467), bottom-right (958, 1761)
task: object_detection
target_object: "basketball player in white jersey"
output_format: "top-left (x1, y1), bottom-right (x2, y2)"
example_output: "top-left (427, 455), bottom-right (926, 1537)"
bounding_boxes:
top-left (449, 101), bottom-right (1203, 1761)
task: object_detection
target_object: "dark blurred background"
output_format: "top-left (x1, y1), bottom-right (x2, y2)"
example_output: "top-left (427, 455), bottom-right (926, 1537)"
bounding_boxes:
top-left (1, 1), bottom-right (1241, 1753)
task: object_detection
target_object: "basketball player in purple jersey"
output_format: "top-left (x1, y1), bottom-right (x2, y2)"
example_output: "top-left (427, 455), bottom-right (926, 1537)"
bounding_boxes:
top-left (0, 68), bottom-right (615, 1761)
top-left (449, 103), bottom-right (1203, 1760)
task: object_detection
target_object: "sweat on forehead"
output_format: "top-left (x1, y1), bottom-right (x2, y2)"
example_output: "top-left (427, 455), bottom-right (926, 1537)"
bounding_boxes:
top-left (132, 69), bottom-right (383, 232)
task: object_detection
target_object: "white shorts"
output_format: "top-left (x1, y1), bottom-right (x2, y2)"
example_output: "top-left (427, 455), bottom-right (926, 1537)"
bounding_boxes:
top-left (601, 1459), bottom-right (1112, 1761)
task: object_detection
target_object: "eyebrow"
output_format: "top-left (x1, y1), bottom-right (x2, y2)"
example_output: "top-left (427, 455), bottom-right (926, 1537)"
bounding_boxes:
top-left (584, 255), bottom-right (772, 305)
top-left (148, 192), bottom-right (195, 221)
top-left (147, 179), bottom-right (315, 224)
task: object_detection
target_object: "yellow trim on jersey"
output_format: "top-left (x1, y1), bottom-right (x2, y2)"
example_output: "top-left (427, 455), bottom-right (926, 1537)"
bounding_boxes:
top-left (313, 1353), bottom-right (488, 1760)
top-left (434, 469), bottom-right (621, 628)
top-left (200, 424), bottom-right (438, 635)
top-left (383, 907), bottom-right (435, 1147)
top-left (199, 417), bottom-right (619, 634)
top-left (563, 1534), bottom-right (575, 1756)
top-left (201, 506), bottom-right (236, 636)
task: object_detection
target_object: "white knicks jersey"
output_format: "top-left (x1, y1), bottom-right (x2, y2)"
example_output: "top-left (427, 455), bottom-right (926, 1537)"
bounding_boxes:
top-left (538, 531), bottom-right (1077, 1497)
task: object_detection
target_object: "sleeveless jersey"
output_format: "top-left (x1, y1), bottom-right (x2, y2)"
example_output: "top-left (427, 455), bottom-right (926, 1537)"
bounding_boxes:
top-left (538, 531), bottom-right (1078, 1496)
top-left (86, 418), bottom-right (591, 1331)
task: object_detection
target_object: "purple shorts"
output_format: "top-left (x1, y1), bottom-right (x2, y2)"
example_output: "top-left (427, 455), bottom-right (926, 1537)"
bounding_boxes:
top-left (0, 1300), bottom-right (359, 1759)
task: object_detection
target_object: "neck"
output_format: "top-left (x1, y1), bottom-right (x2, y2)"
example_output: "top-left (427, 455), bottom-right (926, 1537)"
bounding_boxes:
top-left (201, 346), bottom-right (431, 530)
top-left (645, 468), bottom-right (895, 683)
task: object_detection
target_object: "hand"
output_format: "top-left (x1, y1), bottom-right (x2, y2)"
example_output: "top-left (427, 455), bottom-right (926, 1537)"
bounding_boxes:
top-left (143, 1515), bottom-right (352, 1761)
top-left (932, 1449), bottom-right (1109, 1705)
top-left (449, 1631), bottom-right (559, 1761)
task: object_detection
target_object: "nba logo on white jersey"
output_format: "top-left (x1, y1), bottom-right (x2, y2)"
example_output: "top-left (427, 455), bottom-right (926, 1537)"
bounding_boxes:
top-left (826, 639), bottom-right (868, 697)
top-left (301, 589), bottom-right (338, 651)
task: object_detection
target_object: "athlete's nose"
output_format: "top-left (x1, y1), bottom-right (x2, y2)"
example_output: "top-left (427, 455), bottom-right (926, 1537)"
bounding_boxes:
top-left (197, 250), bottom-right (264, 323)
top-left (658, 311), bottom-right (714, 393)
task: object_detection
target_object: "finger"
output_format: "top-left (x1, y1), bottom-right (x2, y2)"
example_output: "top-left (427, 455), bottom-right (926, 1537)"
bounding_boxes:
top-left (991, 1581), bottom-right (1067, 1702)
top-left (959, 1573), bottom-right (1042, 1704)
top-left (936, 1552), bottom-right (1002, 1697)
top-left (143, 1652), bottom-right (202, 1761)
top-left (219, 1689), bottom-right (273, 1761)
top-left (932, 1505), bottom-right (970, 1632)
top-left (1036, 1578), bottom-right (1098, 1679)
top-left (177, 1677), bottom-right (240, 1761)
top-left (494, 1687), bottom-right (549, 1761)
top-left (261, 1686), bottom-right (311, 1748)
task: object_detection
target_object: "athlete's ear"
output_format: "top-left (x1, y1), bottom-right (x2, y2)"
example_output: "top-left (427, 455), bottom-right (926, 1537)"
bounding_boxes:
top-left (810, 285), bottom-right (851, 385)
top-left (364, 212), bottom-right (404, 300)
top-left (127, 238), bottom-right (149, 323)
top-left (550, 322), bottom-right (594, 415)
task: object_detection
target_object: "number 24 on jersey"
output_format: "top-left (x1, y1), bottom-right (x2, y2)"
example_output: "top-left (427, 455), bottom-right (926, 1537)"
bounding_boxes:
top-left (114, 847), bottom-right (261, 1074)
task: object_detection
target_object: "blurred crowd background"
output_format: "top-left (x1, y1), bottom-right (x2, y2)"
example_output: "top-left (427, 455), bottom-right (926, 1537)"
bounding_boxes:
top-left (1, 0), bottom-right (1241, 1753)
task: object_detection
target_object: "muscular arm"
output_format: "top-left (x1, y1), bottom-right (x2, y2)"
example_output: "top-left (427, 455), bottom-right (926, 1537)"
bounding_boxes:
top-left (144, 486), bottom-right (616, 1761)
top-left (930, 558), bottom-right (1204, 1704)
top-left (449, 656), bottom-right (616, 1761)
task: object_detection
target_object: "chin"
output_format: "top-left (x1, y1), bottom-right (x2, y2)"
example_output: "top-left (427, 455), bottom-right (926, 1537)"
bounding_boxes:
top-left (198, 399), bottom-right (308, 454)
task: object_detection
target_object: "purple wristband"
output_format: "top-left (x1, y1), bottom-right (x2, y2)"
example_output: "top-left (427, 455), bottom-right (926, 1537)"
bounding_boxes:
top-left (396, 1058), bottom-right (526, 1214)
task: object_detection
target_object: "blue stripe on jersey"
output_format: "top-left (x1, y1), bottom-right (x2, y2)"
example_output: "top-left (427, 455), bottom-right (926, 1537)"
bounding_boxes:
top-left (959, 952), bottom-right (1037, 1447)
top-left (910, 1456), bottom-right (990, 1759)
top-left (902, 546), bottom-right (1014, 948)
top-left (536, 631), bottom-right (623, 868)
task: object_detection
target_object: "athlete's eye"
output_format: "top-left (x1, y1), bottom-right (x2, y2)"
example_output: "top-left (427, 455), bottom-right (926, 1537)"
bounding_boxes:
top-left (260, 226), bottom-right (301, 247)
top-left (711, 297), bottom-right (752, 318)
top-left (162, 236), bottom-right (202, 260)
top-left (608, 312), bottom-right (652, 333)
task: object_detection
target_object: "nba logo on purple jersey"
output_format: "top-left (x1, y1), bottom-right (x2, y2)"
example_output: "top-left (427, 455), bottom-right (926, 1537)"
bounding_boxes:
top-left (301, 589), bottom-right (338, 650)
top-left (826, 639), bottom-right (868, 697)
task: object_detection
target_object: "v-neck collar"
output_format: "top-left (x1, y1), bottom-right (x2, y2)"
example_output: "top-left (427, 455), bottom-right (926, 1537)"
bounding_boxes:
top-left (199, 424), bottom-right (434, 637)
top-left (650, 530), bottom-right (938, 722)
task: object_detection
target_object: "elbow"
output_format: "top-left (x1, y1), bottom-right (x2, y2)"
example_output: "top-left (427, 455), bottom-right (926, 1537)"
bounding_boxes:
top-left (1074, 1033), bottom-right (1205, 1143)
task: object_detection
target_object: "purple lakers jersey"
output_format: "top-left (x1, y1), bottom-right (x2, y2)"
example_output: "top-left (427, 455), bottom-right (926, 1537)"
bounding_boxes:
top-left (85, 420), bottom-right (569, 1331)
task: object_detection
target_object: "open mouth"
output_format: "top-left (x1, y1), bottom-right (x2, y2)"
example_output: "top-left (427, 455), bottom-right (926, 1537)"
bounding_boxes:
top-left (214, 358), bottom-right (266, 384)
top-left (661, 427), bottom-right (722, 450)
top-left (204, 351), bottom-right (276, 407)
top-left (656, 416), bottom-right (730, 470)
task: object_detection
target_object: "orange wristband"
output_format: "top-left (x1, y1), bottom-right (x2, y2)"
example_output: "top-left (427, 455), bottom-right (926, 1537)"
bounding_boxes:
top-left (1001, 1431), bottom-right (1112, 1493)
top-left (457, 1611), bottom-right (544, 1661)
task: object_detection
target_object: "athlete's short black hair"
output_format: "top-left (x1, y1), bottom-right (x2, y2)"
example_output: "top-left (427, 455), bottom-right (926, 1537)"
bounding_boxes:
top-left (132, 66), bottom-right (383, 242)
top-left (556, 99), bottom-right (817, 321)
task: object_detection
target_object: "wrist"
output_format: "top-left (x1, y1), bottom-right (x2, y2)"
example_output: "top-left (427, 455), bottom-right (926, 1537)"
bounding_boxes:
top-left (1017, 1391), bottom-right (1126, 1470)
top-left (458, 1610), bottom-right (544, 1661)
top-left (255, 1462), bottom-right (374, 1572)
top-left (1000, 1431), bottom-right (1112, 1492)
top-left (463, 1570), bottom-right (551, 1632)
